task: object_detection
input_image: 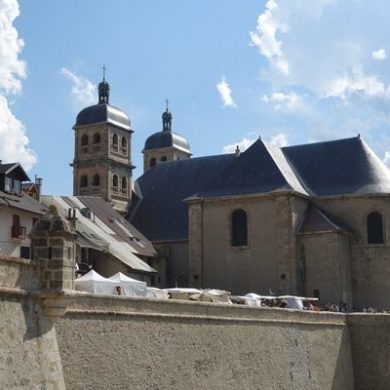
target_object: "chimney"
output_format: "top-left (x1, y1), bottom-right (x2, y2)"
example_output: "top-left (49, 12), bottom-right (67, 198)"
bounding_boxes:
top-left (35, 175), bottom-right (43, 202)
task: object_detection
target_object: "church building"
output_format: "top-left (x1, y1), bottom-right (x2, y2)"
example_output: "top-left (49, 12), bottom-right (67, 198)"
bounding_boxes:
top-left (130, 124), bottom-right (390, 310)
top-left (70, 74), bottom-right (390, 309)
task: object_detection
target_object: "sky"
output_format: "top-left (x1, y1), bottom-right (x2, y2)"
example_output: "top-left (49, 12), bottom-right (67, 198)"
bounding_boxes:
top-left (3, 0), bottom-right (390, 195)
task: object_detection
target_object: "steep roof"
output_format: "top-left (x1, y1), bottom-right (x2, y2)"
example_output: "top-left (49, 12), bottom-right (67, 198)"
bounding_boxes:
top-left (283, 136), bottom-right (390, 196)
top-left (42, 196), bottom-right (156, 273)
top-left (192, 139), bottom-right (308, 199)
top-left (130, 138), bottom-right (308, 241)
top-left (129, 154), bottom-right (234, 241)
top-left (0, 162), bottom-right (30, 181)
top-left (130, 135), bottom-right (390, 243)
top-left (0, 190), bottom-right (47, 215)
top-left (298, 205), bottom-right (347, 234)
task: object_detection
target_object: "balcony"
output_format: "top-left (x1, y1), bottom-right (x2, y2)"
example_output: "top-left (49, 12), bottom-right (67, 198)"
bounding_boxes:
top-left (11, 225), bottom-right (27, 239)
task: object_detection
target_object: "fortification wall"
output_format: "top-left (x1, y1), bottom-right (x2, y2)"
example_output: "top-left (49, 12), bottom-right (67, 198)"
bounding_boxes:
top-left (55, 294), bottom-right (354, 390)
top-left (1, 254), bottom-right (390, 390)
top-left (0, 256), bottom-right (65, 390)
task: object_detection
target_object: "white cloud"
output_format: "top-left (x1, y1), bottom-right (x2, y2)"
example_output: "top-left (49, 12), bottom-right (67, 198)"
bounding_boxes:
top-left (0, 96), bottom-right (36, 170)
top-left (269, 133), bottom-right (288, 147)
top-left (325, 67), bottom-right (388, 99)
top-left (222, 133), bottom-right (288, 154)
top-left (62, 68), bottom-right (97, 107)
top-left (372, 48), bottom-right (386, 60)
top-left (249, 0), bottom-right (290, 75)
top-left (0, 0), bottom-right (36, 169)
top-left (216, 76), bottom-right (237, 108)
top-left (222, 137), bottom-right (255, 153)
top-left (262, 91), bottom-right (303, 110)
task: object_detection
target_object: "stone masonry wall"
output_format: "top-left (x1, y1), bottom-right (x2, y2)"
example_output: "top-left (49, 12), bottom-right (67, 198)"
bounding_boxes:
top-left (56, 294), bottom-right (354, 390)
top-left (2, 253), bottom-right (390, 390)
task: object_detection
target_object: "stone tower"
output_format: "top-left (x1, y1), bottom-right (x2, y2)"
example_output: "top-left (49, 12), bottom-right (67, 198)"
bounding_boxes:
top-left (143, 104), bottom-right (191, 172)
top-left (71, 75), bottom-right (133, 213)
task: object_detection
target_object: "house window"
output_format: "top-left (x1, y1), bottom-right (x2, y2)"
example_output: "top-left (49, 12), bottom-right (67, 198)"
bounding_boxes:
top-left (81, 134), bottom-right (88, 146)
top-left (121, 137), bottom-right (127, 148)
top-left (112, 174), bottom-right (118, 187)
top-left (13, 180), bottom-right (21, 195)
top-left (231, 209), bottom-right (248, 246)
top-left (161, 156), bottom-right (167, 162)
top-left (367, 212), bottom-right (384, 244)
top-left (32, 217), bottom-right (38, 227)
top-left (80, 175), bottom-right (88, 188)
top-left (113, 134), bottom-right (118, 145)
top-left (121, 177), bottom-right (127, 189)
top-left (4, 177), bottom-right (12, 192)
top-left (92, 174), bottom-right (100, 186)
top-left (149, 158), bottom-right (156, 168)
top-left (93, 132), bottom-right (101, 144)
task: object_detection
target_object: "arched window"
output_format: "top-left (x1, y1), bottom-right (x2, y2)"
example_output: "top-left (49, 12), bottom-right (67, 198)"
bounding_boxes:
top-left (81, 134), bottom-right (88, 146)
top-left (121, 177), bottom-right (127, 189)
top-left (121, 137), bottom-right (127, 148)
top-left (112, 134), bottom-right (118, 145)
top-left (161, 156), bottom-right (167, 162)
top-left (367, 212), bottom-right (384, 244)
top-left (149, 158), bottom-right (156, 168)
top-left (93, 132), bottom-right (101, 144)
top-left (231, 209), bottom-right (248, 247)
top-left (80, 175), bottom-right (88, 188)
top-left (112, 174), bottom-right (118, 187)
top-left (92, 174), bottom-right (100, 186)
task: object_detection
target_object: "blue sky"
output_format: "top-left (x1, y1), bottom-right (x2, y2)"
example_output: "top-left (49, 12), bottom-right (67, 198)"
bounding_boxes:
top-left (3, 0), bottom-right (390, 195)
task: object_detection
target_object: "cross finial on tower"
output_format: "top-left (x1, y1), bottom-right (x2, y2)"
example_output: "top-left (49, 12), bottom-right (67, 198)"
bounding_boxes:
top-left (165, 98), bottom-right (169, 111)
top-left (102, 64), bottom-right (107, 81)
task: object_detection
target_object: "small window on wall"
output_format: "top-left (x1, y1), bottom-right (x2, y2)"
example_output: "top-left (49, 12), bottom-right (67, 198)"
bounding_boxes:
top-left (93, 132), bottom-right (101, 144)
top-left (160, 156), bottom-right (167, 162)
top-left (231, 209), bottom-right (248, 247)
top-left (20, 246), bottom-right (30, 259)
top-left (121, 137), bottom-right (127, 148)
top-left (112, 134), bottom-right (118, 145)
top-left (121, 177), bottom-right (127, 189)
top-left (92, 174), bottom-right (100, 186)
top-left (81, 134), bottom-right (88, 146)
top-left (149, 158), bottom-right (156, 168)
top-left (367, 212), bottom-right (384, 244)
top-left (112, 174), bottom-right (118, 187)
top-left (80, 175), bottom-right (88, 188)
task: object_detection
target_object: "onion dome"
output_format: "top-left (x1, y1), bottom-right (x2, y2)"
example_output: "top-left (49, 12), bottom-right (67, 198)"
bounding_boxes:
top-left (74, 76), bottom-right (131, 130)
top-left (143, 108), bottom-right (190, 153)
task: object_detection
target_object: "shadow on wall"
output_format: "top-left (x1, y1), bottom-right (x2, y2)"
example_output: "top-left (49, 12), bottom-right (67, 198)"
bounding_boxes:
top-left (331, 328), bottom-right (355, 390)
top-left (14, 264), bottom-right (54, 341)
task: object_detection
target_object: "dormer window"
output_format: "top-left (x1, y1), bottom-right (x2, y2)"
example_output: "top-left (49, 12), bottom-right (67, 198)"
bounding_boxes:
top-left (4, 177), bottom-right (21, 195)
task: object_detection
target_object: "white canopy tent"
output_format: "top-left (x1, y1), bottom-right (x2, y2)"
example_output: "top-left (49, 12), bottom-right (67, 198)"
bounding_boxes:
top-left (75, 270), bottom-right (117, 295)
top-left (108, 272), bottom-right (147, 297)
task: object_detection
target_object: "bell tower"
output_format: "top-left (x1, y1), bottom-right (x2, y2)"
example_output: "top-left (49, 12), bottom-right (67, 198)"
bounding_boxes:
top-left (71, 70), bottom-right (134, 213)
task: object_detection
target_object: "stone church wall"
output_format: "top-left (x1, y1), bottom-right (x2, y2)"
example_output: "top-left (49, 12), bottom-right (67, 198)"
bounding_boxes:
top-left (197, 194), bottom-right (308, 295)
top-left (317, 195), bottom-right (390, 308)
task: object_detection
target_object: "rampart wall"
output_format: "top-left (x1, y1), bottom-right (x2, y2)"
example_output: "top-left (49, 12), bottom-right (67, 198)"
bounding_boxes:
top-left (0, 255), bottom-right (389, 390)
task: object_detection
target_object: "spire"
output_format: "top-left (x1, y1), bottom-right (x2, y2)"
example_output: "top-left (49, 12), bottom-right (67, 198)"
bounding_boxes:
top-left (98, 65), bottom-right (110, 104)
top-left (162, 98), bottom-right (172, 131)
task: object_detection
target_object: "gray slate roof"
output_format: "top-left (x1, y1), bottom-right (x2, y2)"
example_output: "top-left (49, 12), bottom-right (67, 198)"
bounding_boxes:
top-left (129, 136), bottom-right (390, 242)
top-left (75, 103), bottom-right (131, 130)
top-left (0, 191), bottom-right (47, 215)
top-left (143, 130), bottom-right (191, 153)
top-left (283, 136), bottom-right (390, 196)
